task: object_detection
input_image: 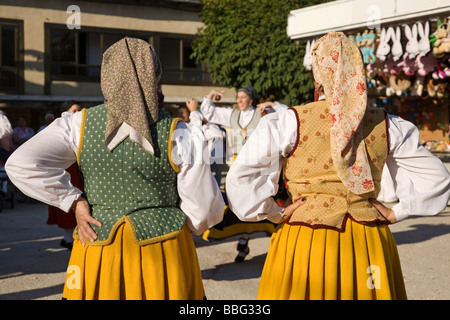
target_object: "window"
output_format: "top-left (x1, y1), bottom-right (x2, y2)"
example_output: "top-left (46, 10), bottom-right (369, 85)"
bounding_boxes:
top-left (47, 24), bottom-right (210, 85)
top-left (49, 28), bottom-right (135, 81)
top-left (159, 36), bottom-right (210, 83)
top-left (0, 20), bottom-right (23, 93)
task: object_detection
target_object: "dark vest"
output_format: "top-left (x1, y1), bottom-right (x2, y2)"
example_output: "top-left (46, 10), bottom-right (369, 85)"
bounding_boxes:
top-left (76, 105), bottom-right (186, 245)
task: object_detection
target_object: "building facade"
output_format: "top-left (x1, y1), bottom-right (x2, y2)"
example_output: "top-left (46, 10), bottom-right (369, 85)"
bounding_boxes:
top-left (0, 0), bottom-right (235, 130)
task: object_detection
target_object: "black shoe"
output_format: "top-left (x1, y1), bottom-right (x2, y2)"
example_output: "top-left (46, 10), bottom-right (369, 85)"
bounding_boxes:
top-left (60, 239), bottom-right (73, 250)
top-left (235, 237), bottom-right (249, 263)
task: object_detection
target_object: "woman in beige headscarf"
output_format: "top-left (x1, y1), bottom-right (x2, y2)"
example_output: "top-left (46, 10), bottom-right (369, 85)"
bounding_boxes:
top-left (226, 32), bottom-right (450, 299)
top-left (6, 38), bottom-right (224, 300)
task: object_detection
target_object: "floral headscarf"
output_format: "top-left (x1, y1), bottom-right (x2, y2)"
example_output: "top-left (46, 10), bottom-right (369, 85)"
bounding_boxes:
top-left (101, 37), bottom-right (162, 154)
top-left (311, 31), bottom-right (374, 195)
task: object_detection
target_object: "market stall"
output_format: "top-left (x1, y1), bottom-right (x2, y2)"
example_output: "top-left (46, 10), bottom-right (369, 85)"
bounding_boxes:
top-left (287, 0), bottom-right (450, 154)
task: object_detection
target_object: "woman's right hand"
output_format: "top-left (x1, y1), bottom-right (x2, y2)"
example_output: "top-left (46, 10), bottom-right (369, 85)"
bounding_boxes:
top-left (71, 197), bottom-right (102, 246)
top-left (185, 98), bottom-right (199, 112)
top-left (206, 89), bottom-right (226, 101)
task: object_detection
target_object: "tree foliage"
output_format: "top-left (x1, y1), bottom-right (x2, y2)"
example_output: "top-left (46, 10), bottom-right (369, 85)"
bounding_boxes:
top-left (192, 0), bottom-right (332, 106)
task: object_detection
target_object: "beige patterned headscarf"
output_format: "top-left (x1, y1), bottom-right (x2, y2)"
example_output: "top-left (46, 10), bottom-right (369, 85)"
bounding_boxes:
top-left (312, 31), bottom-right (374, 195)
top-left (101, 37), bottom-right (162, 154)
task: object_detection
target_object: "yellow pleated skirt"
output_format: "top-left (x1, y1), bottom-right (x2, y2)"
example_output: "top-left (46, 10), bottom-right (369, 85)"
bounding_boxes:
top-left (62, 222), bottom-right (205, 300)
top-left (257, 219), bottom-right (407, 300)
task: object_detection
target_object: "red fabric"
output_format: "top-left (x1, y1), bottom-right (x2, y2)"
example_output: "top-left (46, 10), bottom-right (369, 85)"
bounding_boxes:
top-left (46, 164), bottom-right (84, 229)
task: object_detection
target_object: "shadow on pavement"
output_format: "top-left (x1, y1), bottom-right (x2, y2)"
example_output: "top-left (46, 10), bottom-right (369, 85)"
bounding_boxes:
top-left (201, 253), bottom-right (267, 281)
top-left (0, 283), bottom-right (64, 300)
top-left (392, 223), bottom-right (450, 245)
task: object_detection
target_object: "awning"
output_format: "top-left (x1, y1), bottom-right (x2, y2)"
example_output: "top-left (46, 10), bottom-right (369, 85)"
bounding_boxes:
top-left (287, 0), bottom-right (450, 39)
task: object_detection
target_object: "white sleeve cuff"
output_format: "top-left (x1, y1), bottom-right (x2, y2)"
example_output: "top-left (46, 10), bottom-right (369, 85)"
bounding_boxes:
top-left (391, 202), bottom-right (409, 222)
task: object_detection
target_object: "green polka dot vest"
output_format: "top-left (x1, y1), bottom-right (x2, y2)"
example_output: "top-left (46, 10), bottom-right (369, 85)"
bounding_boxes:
top-left (77, 105), bottom-right (186, 245)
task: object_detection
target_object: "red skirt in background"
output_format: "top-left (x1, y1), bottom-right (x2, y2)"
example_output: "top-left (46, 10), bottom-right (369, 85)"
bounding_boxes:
top-left (46, 164), bottom-right (84, 229)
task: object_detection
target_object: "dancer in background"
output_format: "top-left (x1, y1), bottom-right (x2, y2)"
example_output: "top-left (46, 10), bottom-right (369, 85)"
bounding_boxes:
top-left (0, 111), bottom-right (13, 203)
top-left (185, 97), bottom-right (226, 187)
top-left (12, 115), bottom-right (34, 150)
top-left (199, 86), bottom-right (288, 262)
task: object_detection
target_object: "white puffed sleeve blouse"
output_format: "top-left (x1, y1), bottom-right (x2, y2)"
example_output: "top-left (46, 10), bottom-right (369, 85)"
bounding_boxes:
top-left (5, 110), bottom-right (225, 235)
top-left (226, 107), bottom-right (450, 224)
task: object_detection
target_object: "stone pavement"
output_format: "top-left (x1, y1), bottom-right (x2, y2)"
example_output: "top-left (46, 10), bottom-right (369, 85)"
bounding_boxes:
top-left (0, 200), bottom-right (449, 300)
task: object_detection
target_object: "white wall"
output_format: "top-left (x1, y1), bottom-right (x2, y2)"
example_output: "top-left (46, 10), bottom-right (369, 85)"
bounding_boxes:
top-left (287, 0), bottom-right (450, 39)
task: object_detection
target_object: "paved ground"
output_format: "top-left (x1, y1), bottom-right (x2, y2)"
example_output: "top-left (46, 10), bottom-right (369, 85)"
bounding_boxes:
top-left (0, 199), bottom-right (449, 300)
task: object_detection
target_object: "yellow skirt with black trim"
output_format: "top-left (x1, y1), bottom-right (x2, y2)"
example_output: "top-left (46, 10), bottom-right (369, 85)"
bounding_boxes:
top-left (62, 222), bottom-right (204, 300)
top-left (257, 219), bottom-right (407, 300)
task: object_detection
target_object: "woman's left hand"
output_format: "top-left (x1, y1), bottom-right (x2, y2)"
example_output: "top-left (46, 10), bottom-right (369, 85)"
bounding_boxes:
top-left (369, 198), bottom-right (397, 224)
top-left (256, 101), bottom-right (275, 113)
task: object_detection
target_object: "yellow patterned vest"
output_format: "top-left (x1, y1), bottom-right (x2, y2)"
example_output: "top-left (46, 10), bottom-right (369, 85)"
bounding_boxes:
top-left (75, 105), bottom-right (186, 246)
top-left (284, 100), bottom-right (388, 231)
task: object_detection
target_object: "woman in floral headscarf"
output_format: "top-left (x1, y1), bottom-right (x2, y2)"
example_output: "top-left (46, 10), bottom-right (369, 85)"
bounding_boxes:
top-left (6, 38), bottom-right (224, 300)
top-left (226, 32), bottom-right (450, 299)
